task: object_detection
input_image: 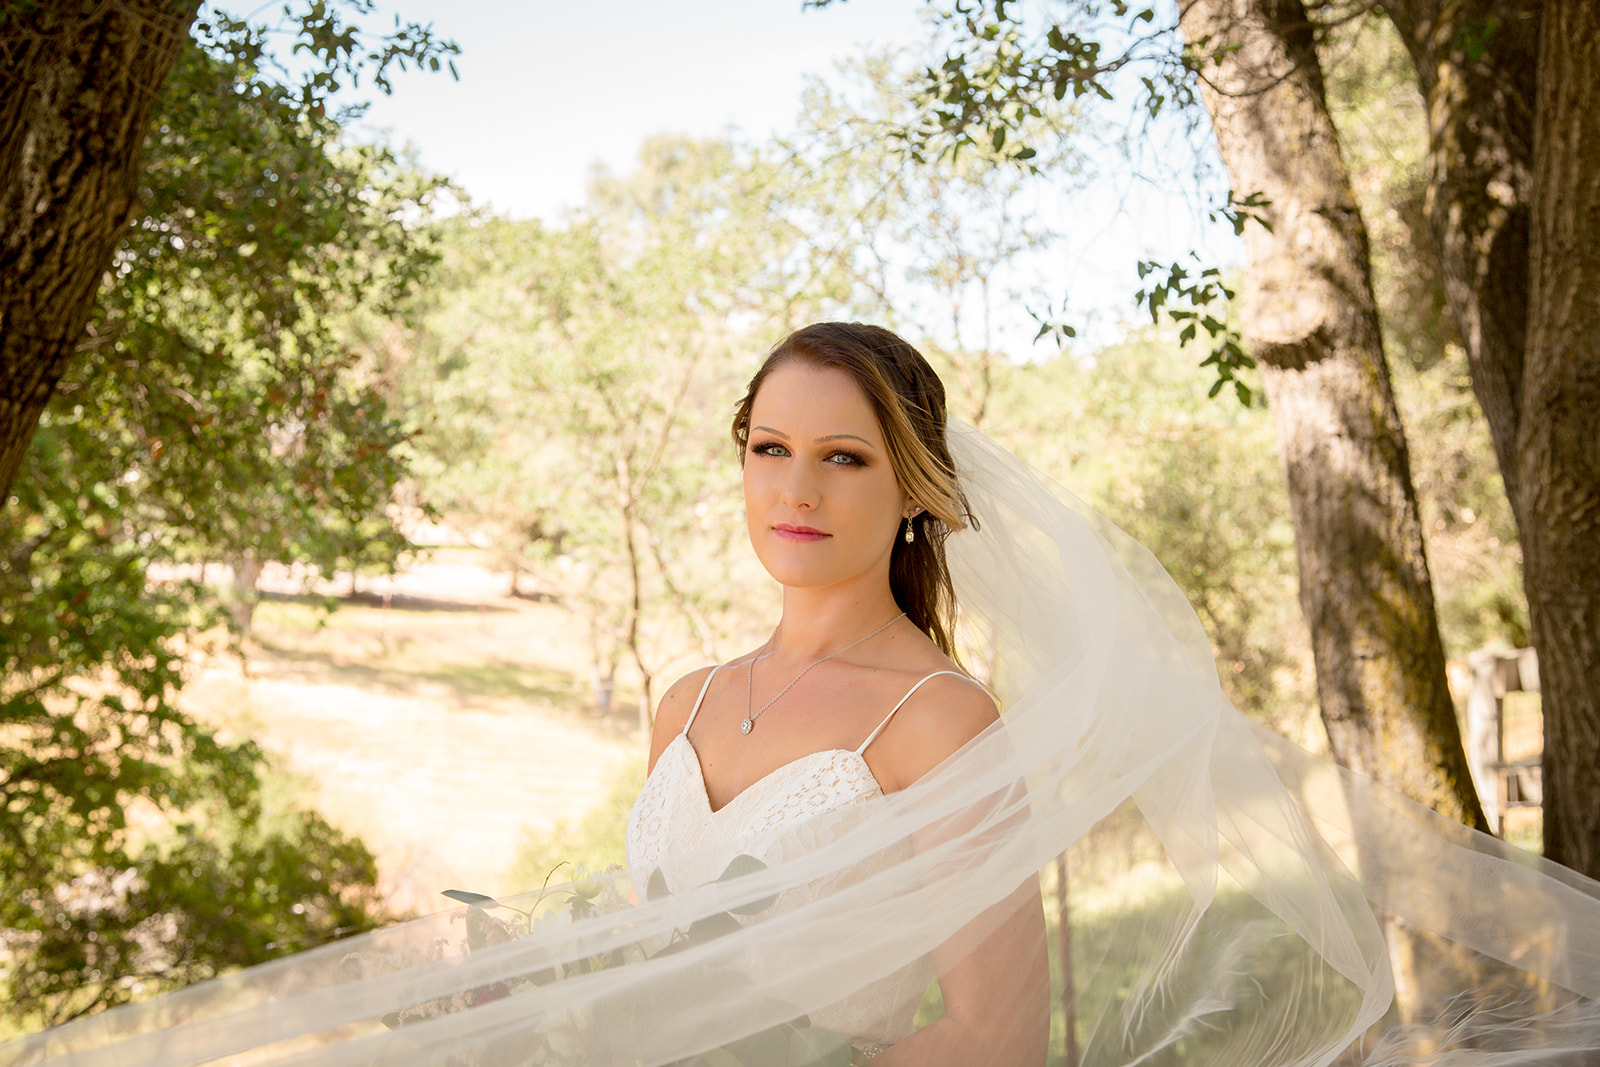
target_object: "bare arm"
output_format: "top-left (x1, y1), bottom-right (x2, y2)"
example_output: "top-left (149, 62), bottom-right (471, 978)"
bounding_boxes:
top-left (874, 881), bottom-right (1050, 1067)
top-left (870, 677), bottom-right (1052, 1066)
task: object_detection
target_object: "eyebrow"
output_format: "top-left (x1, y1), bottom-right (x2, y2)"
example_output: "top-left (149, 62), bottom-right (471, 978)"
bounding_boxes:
top-left (751, 426), bottom-right (878, 449)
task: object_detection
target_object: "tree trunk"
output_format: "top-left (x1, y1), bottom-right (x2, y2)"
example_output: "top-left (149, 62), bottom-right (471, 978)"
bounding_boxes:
top-left (229, 554), bottom-right (264, 635)
top-left (1384, 0), bottom-right (1600, 878)
top-left (1179, 0), bottom-right (1488, 830)
top-left (1520, 0), bottom-right (1600, 878)
top-left (1382, 0), bottom-right (1538, 505)
top-left (0, 1), bottom-right (200, 504)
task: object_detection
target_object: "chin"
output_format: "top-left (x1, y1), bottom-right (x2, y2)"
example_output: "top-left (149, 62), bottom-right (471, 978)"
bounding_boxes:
top-left (757, 561), bottom-right (836, 589)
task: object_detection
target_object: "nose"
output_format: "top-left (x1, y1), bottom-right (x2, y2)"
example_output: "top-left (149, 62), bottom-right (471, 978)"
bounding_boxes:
top-left (780, 460), bottom-right (819, 510)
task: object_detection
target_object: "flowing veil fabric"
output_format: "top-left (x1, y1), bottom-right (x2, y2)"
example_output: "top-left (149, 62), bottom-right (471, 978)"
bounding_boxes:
top-left (6, 422), bottom-right (1600, 1066)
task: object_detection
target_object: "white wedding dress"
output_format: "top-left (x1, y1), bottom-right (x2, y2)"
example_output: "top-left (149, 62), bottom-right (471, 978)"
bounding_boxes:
top-left (624, 666), bottom-right (966, 1052)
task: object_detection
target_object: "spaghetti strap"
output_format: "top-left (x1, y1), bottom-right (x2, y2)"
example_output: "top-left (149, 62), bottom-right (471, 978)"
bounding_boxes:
top-left (679, 665), bottom-right (722, 735)
top-left (855, 670), bottom-right (969, 755)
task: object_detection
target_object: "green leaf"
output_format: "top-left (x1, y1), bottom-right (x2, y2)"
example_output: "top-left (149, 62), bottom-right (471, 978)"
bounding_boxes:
top-left (717, 853), bottom-right (778, 914)
top-left (787, 1025), bottom-right (854, 1065)
top-left (442, 889), bottom-right (499, 907)
top-left (723, 1024), bottom-right (789, 1065)
top-left (687, 911), bottom-right (744, 943)
top-left (728, 893), bottom-right (778, 916)
top-left (683, 1051), bottom-right (745, 1067)
top-left (717, 854), bottom-right (767, 882)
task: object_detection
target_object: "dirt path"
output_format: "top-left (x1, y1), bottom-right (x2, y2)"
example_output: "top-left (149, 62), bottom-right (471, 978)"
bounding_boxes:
top-left (184, 561), bottom-right (644, 916)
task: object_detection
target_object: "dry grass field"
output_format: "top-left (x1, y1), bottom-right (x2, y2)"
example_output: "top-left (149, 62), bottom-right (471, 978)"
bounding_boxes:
top-left (180, 557), bottom-right (647, 916)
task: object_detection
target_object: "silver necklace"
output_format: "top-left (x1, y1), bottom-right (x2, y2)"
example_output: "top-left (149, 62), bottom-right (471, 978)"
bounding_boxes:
top-left (741, 612), bottom-right (906, 736)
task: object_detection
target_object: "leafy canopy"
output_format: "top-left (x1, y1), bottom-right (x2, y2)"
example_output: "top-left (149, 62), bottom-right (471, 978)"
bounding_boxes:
top-left (1, 0), bottom-right (455, 1026)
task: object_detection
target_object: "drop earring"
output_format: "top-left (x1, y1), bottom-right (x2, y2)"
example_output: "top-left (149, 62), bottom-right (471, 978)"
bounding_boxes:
top-left (904, 519), bottom-right (915, 544)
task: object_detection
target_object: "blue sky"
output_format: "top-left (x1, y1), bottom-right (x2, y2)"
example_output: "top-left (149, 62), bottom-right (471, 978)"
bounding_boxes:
top-left (339, 0), bottom-right (1236, 351)
top-left (349, 1), bottom-right (933, 218)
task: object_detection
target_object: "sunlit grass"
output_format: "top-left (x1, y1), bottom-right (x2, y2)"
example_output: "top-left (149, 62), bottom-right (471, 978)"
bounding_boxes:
top-left (506, 761), bottom-right (648, 888)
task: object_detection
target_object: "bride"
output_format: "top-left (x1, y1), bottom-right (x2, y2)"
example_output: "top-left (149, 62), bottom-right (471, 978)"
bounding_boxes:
top-left (625, 322), bottom-right (1050, 1063)
top-left (7, 323), bottom-right (1600, 1066)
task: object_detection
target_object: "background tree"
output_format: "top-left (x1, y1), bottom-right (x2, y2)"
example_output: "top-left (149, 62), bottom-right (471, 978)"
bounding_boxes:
top-left (834, 0), bottom-right (1488, 827)
top-left (1381, 0), bottom-right (1600, 877)
top-left (1, 2), bottom-right (455, 1025)
top-left (1318, 13), bottom-right (1528, 664)
top-left (95, 32), bottom-right (446, 629)
top-left (1176, 0), bottom-right (1484, 826)
top-left (975, 331), bottom-right (1311, 733)
top-left (0, 0), bottom-right (200, 503)
top-left (397, 137), bottom-right (799, 725)
top-left (891, 0), bottom-right (1600, 874)
top-left (390, 217), bottom-right (563, 597)
top-left (779, 53), bottom-right (1079, 427)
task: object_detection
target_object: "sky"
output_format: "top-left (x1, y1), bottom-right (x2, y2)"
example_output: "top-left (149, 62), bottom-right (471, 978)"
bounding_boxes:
top-left (334, 0), bottom-right (1237, 353)
top-left (346, 1), bottom-right (934, 217)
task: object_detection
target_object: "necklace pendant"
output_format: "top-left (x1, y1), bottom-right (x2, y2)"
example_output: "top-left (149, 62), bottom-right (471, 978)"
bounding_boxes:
top-left (740, 717), bottom-right (753, 736)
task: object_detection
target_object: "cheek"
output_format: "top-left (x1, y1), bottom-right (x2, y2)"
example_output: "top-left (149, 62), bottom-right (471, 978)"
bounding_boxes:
top-left (841, 473), bottom-right (906, 533)
top-left (741, 461), bottom-right (764, 508)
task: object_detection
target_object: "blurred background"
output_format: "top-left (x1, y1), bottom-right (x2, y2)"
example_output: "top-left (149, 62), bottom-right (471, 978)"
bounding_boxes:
top-left (1, 0), bottom-right (1546, 1045)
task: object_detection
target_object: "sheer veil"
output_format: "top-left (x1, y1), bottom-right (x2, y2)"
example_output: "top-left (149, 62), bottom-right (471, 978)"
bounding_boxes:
top-left (6, 422), bottom-right (1600, 1066)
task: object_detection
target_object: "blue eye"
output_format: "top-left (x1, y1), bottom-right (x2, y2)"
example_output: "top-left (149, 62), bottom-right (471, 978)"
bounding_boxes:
top-left (751, 440), bottom-right (789, 458)
top-left (828, 451), bottom-right (865, 466)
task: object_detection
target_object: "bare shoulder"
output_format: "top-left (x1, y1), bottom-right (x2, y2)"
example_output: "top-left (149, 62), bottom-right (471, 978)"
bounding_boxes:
top-left (872, 671), bottom-right (998, 791)
top-left (646, 665), bottom-right (719, 772)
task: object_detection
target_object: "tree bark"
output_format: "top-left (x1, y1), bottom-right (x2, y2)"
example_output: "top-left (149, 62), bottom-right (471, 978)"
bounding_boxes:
top-left (1179, 0), bottom-right (1488, 829)
top-left (1384, 0), bottom-right (1600, 878)
top-left (1520, 0), bottom-right (1600, 878)
top-left (0, 0), bottom-right (200, 504)
top-left (1382, 0), bottom-right (1538, 504)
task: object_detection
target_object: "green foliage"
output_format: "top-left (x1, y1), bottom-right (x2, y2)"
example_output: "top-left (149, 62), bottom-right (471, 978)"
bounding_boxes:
top-left (99, 32), bottom-right (449, 590)
top-left (878, 0), bottom-right (1184, 167)
top-left (1, 2), bottom-right (454, 1027)
top-left (1133, 253), bottom-right (1256, 406)
top-left (396, 138), bottom-right (800, 711)
top-left (978, 334), bottom-right (1307, 727)
top-left (191, 1), bottom-right (459, 109)
top-left (9, 808), bottom-right (384, 1024)
top-left (779, 52), bottom-right (1078, 425)
top-left (807, 5), bottom-right (1267, 403)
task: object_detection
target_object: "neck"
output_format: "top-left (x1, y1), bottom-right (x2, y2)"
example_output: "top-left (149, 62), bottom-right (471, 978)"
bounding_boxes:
top-left (768, 583), bottom-right (905, 664)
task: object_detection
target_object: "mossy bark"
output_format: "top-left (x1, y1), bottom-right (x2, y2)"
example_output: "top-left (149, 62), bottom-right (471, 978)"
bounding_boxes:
top-left (1385, 0), bottom-right (1600, 879)
top-left (1520, 0), bottom-right (1600, 880)
top-left (1179, 0), bottom-right (1489, 831)
top-left (0, 1), bottom-right (200, 502)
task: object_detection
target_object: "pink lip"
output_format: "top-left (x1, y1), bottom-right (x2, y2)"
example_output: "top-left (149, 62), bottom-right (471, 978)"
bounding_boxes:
top-left (774, 523), bottom-right (830, 542)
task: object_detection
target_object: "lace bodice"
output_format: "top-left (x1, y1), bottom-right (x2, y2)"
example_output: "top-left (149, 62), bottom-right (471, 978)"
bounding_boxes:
top-left (624, 667), bottom-right (962, 1050)
top-left (625, 736), bottom-right (882, 877)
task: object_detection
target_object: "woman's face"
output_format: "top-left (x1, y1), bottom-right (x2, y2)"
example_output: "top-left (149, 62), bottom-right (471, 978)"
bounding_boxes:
top-left (743, 361), bottom-right (909, 594)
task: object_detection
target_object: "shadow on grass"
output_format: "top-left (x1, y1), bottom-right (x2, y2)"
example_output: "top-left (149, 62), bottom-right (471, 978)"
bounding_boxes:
top-left (252, 641), bottom-right (586, 713)
top-left (259, 589), bottom-right (518, 616)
